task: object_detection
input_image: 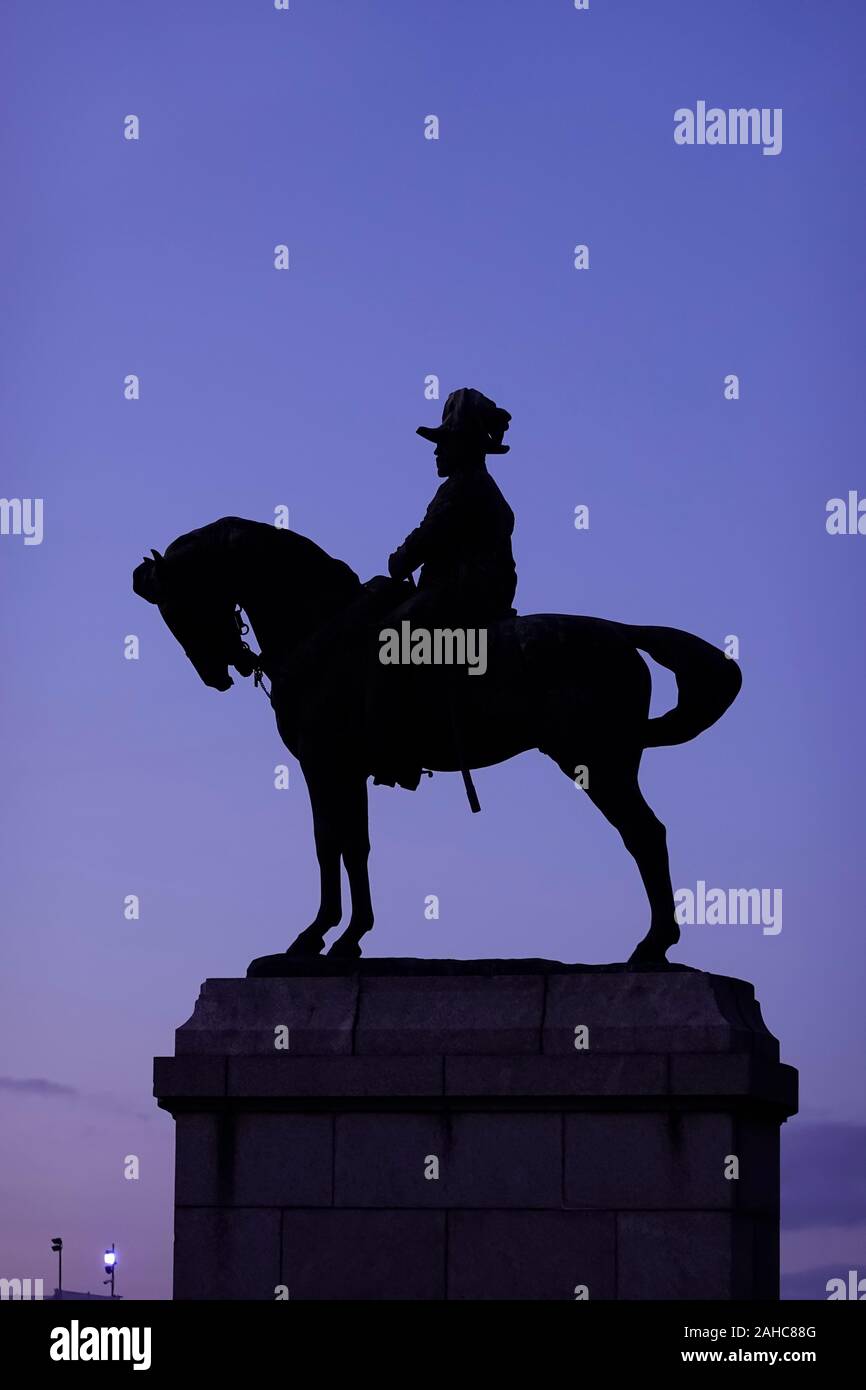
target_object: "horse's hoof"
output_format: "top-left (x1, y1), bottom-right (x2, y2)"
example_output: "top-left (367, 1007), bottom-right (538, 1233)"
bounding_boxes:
top-left (631, 934), bottom-right (678, 967)
top-left (325, 937), bottom-right (363, 959)
top-left (285, 929), bottom-right (326, 957)
top-left (627, 945), bottom-right (668, 966)
top-left (628, 917), bottom-right (680, 966)
top-left (627, 934), bottom-right (675, 966)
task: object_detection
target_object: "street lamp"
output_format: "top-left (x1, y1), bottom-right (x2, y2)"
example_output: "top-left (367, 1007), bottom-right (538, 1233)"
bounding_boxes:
top-left (103, 1244), bottom-right (117, 1298)
top-left (51, 1238), bottom-right (63, 1297)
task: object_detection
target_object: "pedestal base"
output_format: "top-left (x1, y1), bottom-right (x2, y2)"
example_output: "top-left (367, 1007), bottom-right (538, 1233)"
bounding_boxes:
top-left (154, 959), bottom-right (797, 1300)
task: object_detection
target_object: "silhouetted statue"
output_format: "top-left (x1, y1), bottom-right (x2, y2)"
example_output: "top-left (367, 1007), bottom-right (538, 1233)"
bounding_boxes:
top-left (373, 388), bottom-right (516, 791)
top-left (133, 501), bottom-right (741, 965)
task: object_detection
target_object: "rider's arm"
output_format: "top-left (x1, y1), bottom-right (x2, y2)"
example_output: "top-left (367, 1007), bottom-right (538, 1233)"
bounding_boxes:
top-left (387, 480), bottom-right (460, 579)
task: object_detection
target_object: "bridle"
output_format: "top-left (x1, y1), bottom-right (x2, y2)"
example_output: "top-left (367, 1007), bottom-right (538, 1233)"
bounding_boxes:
top-left (233, 606), bottom-right (272, 701)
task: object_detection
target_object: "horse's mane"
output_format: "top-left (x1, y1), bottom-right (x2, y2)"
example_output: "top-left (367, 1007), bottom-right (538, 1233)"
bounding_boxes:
top-left (164, 516), bottom-right (362, 603)
top-left (166, 514), bottom-right (355, 583)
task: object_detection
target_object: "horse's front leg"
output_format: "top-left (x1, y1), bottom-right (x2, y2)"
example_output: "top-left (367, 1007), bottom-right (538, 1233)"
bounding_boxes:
top-left (285, 764), bottom-right (344, 957)
top-left (327, 776), bottom-right (374, 959)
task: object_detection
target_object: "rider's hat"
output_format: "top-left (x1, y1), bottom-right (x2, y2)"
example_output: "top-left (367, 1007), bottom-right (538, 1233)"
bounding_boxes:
top-left (417, 387), bottom-right (511, 454)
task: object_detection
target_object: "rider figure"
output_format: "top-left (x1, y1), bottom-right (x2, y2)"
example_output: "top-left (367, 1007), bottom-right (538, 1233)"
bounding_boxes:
top-left (374, 388), bottom-right (517, 789)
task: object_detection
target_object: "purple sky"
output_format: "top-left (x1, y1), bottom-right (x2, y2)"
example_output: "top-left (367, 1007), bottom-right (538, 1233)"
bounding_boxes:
top-left (2, 0), bottom-right (864, 1299)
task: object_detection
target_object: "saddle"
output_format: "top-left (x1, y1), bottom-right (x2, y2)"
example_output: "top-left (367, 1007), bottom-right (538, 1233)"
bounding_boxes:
top-left (358, 577), bottom-right (516, 808)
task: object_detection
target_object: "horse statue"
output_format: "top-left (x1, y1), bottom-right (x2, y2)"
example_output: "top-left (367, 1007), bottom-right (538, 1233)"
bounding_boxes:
top-left (132, 517), bottom-right (741, 964)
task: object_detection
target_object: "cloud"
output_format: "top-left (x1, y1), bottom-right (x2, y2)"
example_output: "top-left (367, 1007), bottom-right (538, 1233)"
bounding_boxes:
top-left (783, 1123), bottom-right (866, 1230)
top-left (0, 1076), bottom-right (78, 1097)
top-left (0, 1075), bottom-right (149, 1121)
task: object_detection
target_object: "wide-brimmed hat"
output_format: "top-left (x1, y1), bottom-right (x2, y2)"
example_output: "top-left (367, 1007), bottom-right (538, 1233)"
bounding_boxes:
top-left (417, 387), bottom-right (511, 454)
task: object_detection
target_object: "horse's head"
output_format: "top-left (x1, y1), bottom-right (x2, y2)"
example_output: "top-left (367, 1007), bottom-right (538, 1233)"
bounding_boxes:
top-left (133, 542), bottom-right (252, 692)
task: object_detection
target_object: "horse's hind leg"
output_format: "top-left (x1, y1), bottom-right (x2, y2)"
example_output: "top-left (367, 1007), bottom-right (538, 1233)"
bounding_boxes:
top-left (556, 747), bottom-right (680, 964)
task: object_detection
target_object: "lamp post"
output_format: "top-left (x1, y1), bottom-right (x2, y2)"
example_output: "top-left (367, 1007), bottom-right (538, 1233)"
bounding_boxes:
top-left (103, 1244), bottom-right (117, 1298)
top-left (51, 1238), bottom-right (63, 1297)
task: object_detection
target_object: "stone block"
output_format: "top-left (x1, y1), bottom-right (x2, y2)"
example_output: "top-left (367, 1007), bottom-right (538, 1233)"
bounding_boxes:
top-left (227, 1055), bottom-right (443, 1099)
top-left (174, 1113), bottom-right (221, 1206)
top-left (616, 1212), bottom-right (756, 1300)
top-left (354, 973), bottom-right (544, 1054)
top-left (543, 971), bottom-right (778, 1056)
top-left (177, 1112), bottom-right (333, 1207)
top-left (335, 1112), bottom-right (562, 1207)
top-left (565, 1112), bottom-right (736, 1209)
top-left (233, 1114), bottom-right (333, 1207)
top-left (281, 1211), bottom-right (446, 1300)
top-left (670, 1053), bottom-right (797, 1110)
top-left (153, 1055), bottom-right (225, 1098)
top-left (175, 976), bottom-right (358, 1055)
top-left (448, 1211), bottom-right (616, 1300)
top-left (731, 1119), bottom-right (781, 1214)
top-left (445, 1054), bottom-right (667, 1097)
top-left (174, 1208), bottom-right (281, 1300)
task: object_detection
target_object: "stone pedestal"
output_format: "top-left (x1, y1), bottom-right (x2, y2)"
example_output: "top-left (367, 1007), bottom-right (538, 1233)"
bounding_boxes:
top-left (154, 960), bottom-right (797, 1300)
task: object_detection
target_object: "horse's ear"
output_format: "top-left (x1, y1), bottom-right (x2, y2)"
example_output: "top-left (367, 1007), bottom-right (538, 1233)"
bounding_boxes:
top-left (133, 557), bottom-right (162, 604)
top-left (151, 548), bottom-right (165, 564)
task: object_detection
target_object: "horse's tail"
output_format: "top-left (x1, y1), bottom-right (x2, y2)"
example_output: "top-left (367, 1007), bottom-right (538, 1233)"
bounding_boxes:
top-left (623, 624), bottom-right (742, 748)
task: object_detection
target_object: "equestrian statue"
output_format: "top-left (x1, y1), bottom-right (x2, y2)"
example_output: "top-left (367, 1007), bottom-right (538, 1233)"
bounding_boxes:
top-left (132, 389), bottom-right (741, 964)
